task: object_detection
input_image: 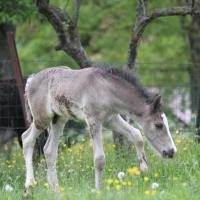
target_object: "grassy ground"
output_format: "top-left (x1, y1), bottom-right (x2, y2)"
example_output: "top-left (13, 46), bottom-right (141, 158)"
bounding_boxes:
top-left (0, 131), bottom-right (200, 200)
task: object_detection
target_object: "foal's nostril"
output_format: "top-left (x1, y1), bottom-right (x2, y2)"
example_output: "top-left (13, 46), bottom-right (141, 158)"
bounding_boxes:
top-left (163, 149), bottom-right (175, 158)
top-left (168, 148), bottom-right (174, 158)
top-left (162, 150), bottom-right (167, 158)
top-left (167, 149), bottom-right (174, 158)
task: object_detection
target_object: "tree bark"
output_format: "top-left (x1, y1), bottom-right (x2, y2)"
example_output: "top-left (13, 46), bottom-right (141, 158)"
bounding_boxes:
top-left (127, 0), bottom-right (200, 70)
top-left (0, 23), bottom-right (15, 78)
top-left (36, 0), bottom-right (93, 68)
top-left (188, 4), bottom-right (200, 140)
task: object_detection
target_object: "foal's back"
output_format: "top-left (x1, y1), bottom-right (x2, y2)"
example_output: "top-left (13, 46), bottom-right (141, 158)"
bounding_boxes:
top-left (26, 67), bottom-right (109, 129)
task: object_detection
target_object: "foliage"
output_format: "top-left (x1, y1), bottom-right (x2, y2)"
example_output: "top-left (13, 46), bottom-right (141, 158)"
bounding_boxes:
top-left (15, 0), bottom-right (191, 87)
top-left (0, 0), bottom-right (35, 24)
top-left (0, 131), bottom-right (200, 199)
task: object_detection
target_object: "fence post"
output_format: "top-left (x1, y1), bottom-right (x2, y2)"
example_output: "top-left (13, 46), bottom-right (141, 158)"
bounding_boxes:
top-left (6, 31), bottom-right (28, 128)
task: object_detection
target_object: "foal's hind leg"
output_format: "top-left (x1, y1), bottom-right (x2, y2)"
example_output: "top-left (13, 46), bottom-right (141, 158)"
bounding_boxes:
top-left (110, 115), bottom-right (148, 172)
top-left (43, 117), bottom-right (67, 192)
top-left (22, 123), bottom-right (42, 190)
top-left (86, 117), bottom-right (105, 189)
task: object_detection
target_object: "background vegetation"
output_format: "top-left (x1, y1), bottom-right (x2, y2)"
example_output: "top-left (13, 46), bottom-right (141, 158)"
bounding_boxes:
top-left (0, 0), bottom-right (199, 199)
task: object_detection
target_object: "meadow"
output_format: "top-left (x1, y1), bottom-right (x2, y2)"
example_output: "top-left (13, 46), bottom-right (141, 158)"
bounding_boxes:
top-left (0, 130), bottom-right (200, 200)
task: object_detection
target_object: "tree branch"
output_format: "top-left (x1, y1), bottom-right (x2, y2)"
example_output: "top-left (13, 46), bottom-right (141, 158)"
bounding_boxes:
top-left (36, 0), bottom-right (93, 68)
top-left (72, 0), bottom-right (81, 27)
top-left (127, 1), bottom-right (200, 70)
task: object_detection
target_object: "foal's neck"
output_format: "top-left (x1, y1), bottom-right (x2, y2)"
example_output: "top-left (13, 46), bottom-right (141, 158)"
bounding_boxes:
top-left (110, 79), bottom-right (149, 116)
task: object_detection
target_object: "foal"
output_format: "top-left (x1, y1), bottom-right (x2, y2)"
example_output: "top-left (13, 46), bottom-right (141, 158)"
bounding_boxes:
top-left (22, 66), bottom-right (176, 193)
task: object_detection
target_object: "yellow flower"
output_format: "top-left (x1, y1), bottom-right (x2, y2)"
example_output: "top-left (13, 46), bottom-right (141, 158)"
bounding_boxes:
top-left (173, 176), bottom-right (178, 181)
top-left (127, 181), bottom-right (132, 186)
top-left (60, 186), bottom-right (65, 193)
top-left (121, 181), bottom-right (127, 186)
top-left (112, 144), bottom-right (116, 148)
top-left (154, 173), bottom-right (159, 177)
top-left (34, 181), bottom-right (38, 186)
top-left (115, 184), bottom-right (121, 191)
top-left (144, 176), bottom-right (149, 182)
top-left (127, 167), bottom-right (141, 176)
top-left (44, 182), bottom-right (49, 188)
top-left (63, 144), bottom-right (67, 148)
top-left (144, 190), bottom-right (150, 195)
top-left (106, 178), bottom-right (113, 184)
top-left (176, 139), bottom-right (181, 144)
top-left (176, 130), bottom-right (180, 134)
top-left (67, 148), bottom-right (72, 153)
top-left (114, 179), bottom-right (120, 184)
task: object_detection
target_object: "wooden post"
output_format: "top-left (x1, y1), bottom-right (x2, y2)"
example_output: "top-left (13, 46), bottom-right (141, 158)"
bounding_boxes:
top-left (6, 31), bottom-right (28, 128)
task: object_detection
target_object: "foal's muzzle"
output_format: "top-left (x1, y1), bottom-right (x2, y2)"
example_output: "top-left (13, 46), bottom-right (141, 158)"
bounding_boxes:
top-left (162, 148), bottom-right (176, 158)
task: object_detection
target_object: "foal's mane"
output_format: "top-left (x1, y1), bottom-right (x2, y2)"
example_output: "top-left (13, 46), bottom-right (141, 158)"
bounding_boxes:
top-left (97, 66), bottom-right (152, 103)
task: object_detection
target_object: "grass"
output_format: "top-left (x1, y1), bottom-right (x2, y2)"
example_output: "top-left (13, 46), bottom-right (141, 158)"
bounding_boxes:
top-left (0, 131), bottom-right (200, 200)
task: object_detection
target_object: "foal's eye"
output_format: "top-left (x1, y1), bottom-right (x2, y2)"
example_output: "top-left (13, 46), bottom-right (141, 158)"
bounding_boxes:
top-left (155, 123), bottom-right (163, 129)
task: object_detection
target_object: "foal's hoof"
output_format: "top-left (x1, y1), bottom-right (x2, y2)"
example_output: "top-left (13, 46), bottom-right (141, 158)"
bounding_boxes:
top-left (22, 186), bottom-right (34, 199)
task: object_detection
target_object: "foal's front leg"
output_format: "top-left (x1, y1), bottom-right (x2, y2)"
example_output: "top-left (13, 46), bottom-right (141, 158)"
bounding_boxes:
top-left (43, 118), bottom-right (67, 192)
top-left (87, 118), bottom-right (105, 189)
top-left (110, 115), bottom-right (148, 172)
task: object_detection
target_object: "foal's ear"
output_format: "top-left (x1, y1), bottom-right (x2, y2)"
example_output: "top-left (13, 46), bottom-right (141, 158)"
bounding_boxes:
top-left (151, 94), bottom-right (162, 113)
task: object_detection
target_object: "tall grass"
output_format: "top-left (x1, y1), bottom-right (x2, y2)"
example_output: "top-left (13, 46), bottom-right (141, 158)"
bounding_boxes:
top-left (0, 131), bottom-right (200, 200)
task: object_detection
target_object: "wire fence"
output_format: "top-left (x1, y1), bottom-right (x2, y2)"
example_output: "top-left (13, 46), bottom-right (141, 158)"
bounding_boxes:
top-left (0, 59), bottom-right (198, 146)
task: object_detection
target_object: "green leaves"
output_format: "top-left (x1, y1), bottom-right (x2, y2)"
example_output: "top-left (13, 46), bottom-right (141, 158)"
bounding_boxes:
top-left (0, 0), bottom-right (36, 24)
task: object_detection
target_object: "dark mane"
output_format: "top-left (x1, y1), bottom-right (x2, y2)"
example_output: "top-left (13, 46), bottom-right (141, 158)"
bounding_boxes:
top-left (96, 66), bottom-right (152, 103)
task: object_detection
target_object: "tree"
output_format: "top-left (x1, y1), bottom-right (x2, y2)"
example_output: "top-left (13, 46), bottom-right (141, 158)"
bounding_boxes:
top-left (35, 0), bottom-right (200, 147)
top-left (0, 0), bottom-right (35, 78)
top-left (187, 1), bottom-right (200, 140)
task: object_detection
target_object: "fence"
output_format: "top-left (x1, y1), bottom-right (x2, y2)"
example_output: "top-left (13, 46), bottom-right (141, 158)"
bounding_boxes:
top-left (0, 60), bottom-right (198, 147)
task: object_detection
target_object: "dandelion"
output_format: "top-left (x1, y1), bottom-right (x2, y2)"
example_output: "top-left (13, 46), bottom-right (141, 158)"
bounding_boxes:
top-left (44, 182), bottom-right (49, 188)
top-left (144, 190), bottom-right (150, 195)
top-left (4, 184), bottom-right (13, 192)
top-left (144, 176), bottom-right (149, 182)
top-left (173, 176), bottom-right (178, 181)
top-left (60, 186), bottom-right (65, 193)
top-left (114, 179), bottom-right (120, 184)
top-left (154, 173), bottom-right (159, 177)
top-left (127, 167), bottom-right (141, 176)
top-left (176, 139), bottom-right (181, 144)
top-left (34, 181), bottom-right (38, 186)
top-left (63, 144), bottom-right (67, 148)
top-left (118, 171), bottom-right (125, 181)
top-left (151, 182), bottom-right (159, 189)
top-left (121, 181), bottom-right (127, 186)
top-left (106, 178), bottom-right (113, 184)
top-left (67, 148), bottom-right (72, 153)
top-left (115, 184), bottom-right (121, 191)
top-left (112, 144), bottom-right (116, 148)
top-left (176, 130), bottom-right (180, 134)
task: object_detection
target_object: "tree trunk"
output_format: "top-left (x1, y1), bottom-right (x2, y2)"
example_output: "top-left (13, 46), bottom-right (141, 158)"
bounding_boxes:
top-left (0, 23), bottom-right (15, 78)
top-left (188, 7), bottom-right (200, 141)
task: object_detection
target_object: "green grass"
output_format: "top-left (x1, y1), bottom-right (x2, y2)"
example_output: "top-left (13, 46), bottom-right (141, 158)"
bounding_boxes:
top-left (0, 132), bottom-right (200, 200)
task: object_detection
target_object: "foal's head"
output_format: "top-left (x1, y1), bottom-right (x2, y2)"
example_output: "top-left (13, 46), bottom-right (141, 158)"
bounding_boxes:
top-left (142, 95), bottom-right (177, 158)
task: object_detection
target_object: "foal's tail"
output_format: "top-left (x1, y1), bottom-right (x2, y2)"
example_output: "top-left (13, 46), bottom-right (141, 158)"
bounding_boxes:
top-left (24, 93), bottom-right (32, 124)
top-left (24, 76), bottom-right (34, 124)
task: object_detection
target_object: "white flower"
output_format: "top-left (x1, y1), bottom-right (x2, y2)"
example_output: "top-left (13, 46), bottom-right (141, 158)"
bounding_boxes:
top-left (151, 182), bottom-right (159, 189)
top-left (5, 184), bottom-right (13, 192)
top-left (117, 171), bottom-right (125, 181)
